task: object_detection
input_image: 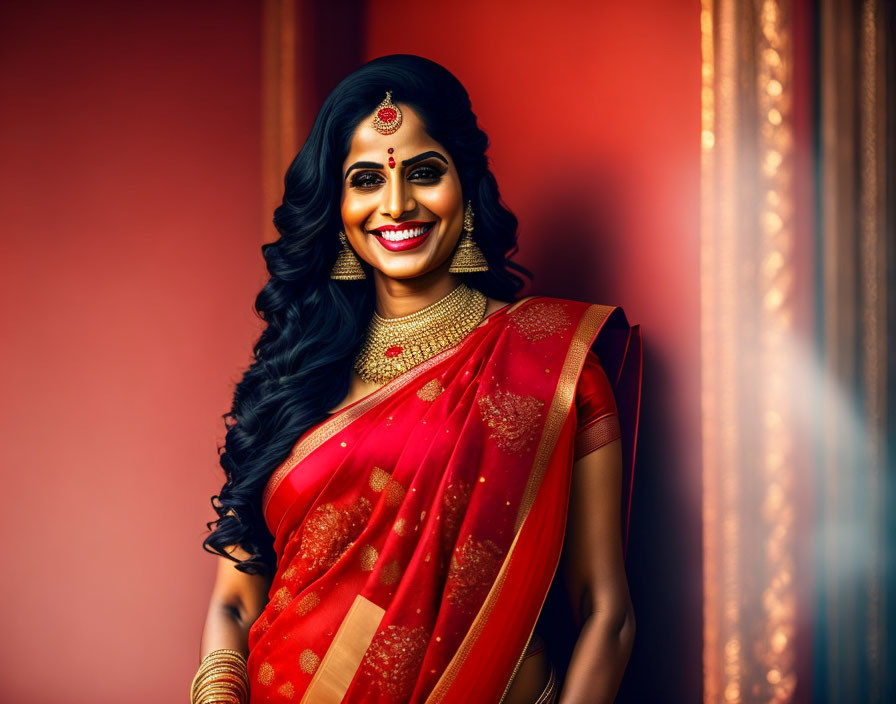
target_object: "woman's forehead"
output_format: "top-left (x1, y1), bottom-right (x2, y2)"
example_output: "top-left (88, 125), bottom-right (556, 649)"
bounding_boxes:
top-left (343, 105), bottom-right (445, 162)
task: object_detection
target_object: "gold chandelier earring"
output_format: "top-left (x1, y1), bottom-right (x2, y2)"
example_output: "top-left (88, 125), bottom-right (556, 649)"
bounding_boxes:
top-left (330, 231), bottom-right (367, 280)
top-left (448, 201), bottom-right (489, 273)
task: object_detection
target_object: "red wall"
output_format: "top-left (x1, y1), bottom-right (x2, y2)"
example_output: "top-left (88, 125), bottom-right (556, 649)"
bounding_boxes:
top-left (0, 2), bottom-right (264, 701)
top-left (364, 2), bottom-right (702, 700)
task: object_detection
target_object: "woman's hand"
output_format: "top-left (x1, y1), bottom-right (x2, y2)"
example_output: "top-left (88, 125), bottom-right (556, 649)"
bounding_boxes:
top-left (559, 438), bottom-right (635, 704)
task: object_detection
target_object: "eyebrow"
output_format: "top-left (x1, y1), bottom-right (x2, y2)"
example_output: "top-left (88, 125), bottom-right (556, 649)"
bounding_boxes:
top-left (343, 150), bottom-right (449, 180)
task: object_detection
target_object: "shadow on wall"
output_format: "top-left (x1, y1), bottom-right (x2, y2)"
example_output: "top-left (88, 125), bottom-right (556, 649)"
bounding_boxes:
top-left (523, 168), bottom-right (704, 702)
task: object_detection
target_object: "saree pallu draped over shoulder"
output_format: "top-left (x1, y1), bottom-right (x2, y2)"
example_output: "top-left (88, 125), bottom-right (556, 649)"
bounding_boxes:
top-left (248, 296), bottom-right (642, 703)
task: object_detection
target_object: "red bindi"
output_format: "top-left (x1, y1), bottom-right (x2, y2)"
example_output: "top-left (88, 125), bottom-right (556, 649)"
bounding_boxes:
top-left (388, 156), bottom-right (396, 168)
top-left (387, 147), bottom-right (394, 154)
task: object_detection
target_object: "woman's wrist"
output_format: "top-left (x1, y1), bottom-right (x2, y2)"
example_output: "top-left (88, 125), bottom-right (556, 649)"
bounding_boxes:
top-left (190, 649), bottom-right (249, 704)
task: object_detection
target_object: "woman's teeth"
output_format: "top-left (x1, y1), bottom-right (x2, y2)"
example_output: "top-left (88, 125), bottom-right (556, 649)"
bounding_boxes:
top-left (380, 225), bottom-right (430, 241)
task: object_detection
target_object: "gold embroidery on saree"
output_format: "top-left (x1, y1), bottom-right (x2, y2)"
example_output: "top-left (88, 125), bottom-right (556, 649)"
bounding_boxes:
top-left (393, 517), bottom-right (408, 536)
top-left (278, 681), bottom-right (296, 698)
top-left (362, 624), bottom-right (430, 699)
top-left (509, 301), bottom-right (571, 341)
top-left (416, 378), bottom-right (444, 401)
top-left (299, 649), bottom-right (320, 675)
top-left (272, 585), bottom-right (293, 612)
top-left (359, 544), bottom-right (379, 571)
top-left (369, 466), bottom-right (391, 492)
top-left (380, 559), bottom-right (401, 586)
top-left (282, 564), bottom-right (299, 581)
top-left (477, 389), bottom-right (545, 455)
top-left (446, 535), bottom-right (504, 613)
top-left (384, 479), bottom-right (406, 507)
top-left (258, 661), bottom-right (276, 685)
top-left (298, 497), bottom-right (372, 571)
top-left (296, 591), bottom-right (320, 616)
top-left (442, 481), bottom-right (473, 549)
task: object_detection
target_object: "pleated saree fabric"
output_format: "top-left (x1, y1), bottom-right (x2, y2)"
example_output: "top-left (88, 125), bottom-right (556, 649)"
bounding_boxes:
top-left (247, 296), bottom-right (642, 703)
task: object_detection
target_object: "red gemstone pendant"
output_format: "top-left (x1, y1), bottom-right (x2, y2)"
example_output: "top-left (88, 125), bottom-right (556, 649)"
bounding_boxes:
top-left (384, 345), bottom-right (403, 358)
top-left (377, 107), bottom-right (397, 123)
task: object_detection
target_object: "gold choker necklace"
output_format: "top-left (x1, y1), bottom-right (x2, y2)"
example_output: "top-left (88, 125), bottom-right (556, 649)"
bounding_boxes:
top-left (354, 284), bottom-right (488, 384)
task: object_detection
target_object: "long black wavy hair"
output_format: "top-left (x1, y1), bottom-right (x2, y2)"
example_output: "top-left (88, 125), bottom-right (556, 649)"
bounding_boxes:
top-left (203, 54), bottom-right (532, 576)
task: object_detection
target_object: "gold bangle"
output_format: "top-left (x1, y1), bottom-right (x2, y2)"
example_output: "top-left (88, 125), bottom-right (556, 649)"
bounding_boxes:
top-left (193, 673), bottom-right (248, 697)
top-left (193, 685), bottom-right (246, 704)
top-left (190, 650), bottom-right (249, 704)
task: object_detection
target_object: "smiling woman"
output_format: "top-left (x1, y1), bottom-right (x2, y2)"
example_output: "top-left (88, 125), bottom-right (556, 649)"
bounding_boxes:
top-left (195, 54), bottom-right (642, 704)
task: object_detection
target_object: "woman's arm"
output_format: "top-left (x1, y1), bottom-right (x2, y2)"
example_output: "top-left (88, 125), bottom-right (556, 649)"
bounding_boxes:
top-left (559, 437), bottom-right (635, 704)
top-left (199, 545), bottom-right (272, 660)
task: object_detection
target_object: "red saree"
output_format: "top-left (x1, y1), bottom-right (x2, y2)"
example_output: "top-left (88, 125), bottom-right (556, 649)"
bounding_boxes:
top-left (247, 296), bottom-right (642, 703)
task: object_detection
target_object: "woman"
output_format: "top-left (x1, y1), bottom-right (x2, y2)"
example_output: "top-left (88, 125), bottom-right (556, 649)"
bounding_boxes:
top-left (195, 54), bottom-right (642, 704)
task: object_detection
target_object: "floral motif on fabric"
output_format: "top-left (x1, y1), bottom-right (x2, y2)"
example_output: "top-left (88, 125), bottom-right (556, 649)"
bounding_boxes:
top-left (477, 388), bottom-right (545, 455)
top-left (380, 559), bottom-right (402, 586)
top-left (510, 301), bottom-right (572, 341)
top-left (362, 624), bottom-right (430, 700)
top-left (446, 535), bottom-right (504, 613)
top-left (295, 591), bottom-right (320, 616)
top-left (299, 649), bottom-right (320, 675)
top-left (369, 466), bottom-right (392, 492)
top-left (272, 585), bottom-right (293, 612)
top-left (277, 681), bottom-right (295, 698)
top-left (257, 661), bottom-right (276, 686)
top-left (253, 612), bottom-right (272, 637)
top-left (393, 517), bottom-right (408, 536)
top-left (359, 544), bottom-right (379, 571)
top-left (416, 378), bottom-right (444, 402)
top-left (297, 496), bottom-right (372, 572)
top-left (442, 481), bottom-right (473, 550)
top-left (384, 479), bottom-right (406, 507)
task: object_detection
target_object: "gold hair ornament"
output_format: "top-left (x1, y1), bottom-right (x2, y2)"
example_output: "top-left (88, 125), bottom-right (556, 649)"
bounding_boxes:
top-left (372, 90), bottom-right (403, 135)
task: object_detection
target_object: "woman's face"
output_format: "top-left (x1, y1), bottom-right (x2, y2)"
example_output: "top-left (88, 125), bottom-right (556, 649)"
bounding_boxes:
top-left (340, 104), bottom-right (465, 281)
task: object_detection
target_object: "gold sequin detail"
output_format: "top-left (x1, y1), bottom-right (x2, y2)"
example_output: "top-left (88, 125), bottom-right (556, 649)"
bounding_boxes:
top-left (298, 497), bottom-right (372, 571)
top-left (442, 482), bottom-right (473, 549)
top-left (360, 544), bottom-right (379, 571)
top-left (254, 613), bottom-right (272, 635)
top-left (258, 661), bottom-right (275, 686)
top-left (446, 535), bottom-right (504, 612)
top-left (381, 559), bottom-right (402, 585)
top-left (477, 388), bottom-right (545, 454)
top-left (393, 518), bottom-right (407, 536)
top-left (362, 624), bottom-right (430, 699)
top-left (384, 479), bottom-right (406, 507)
top-left (282, 564), bottom-right (298, 581)
top-left (296, 591), bottom-right (320, 616)
top-left (369, 466), bottom-right (392, 492)
top-left (272, 585), bottom-right (292, 612)
top-left (416, 378), bottom-right (444, 402)
top-left (510, 301), bottom-right (571, 341)
top-left (300, 649), bottom-right (320, 674)
top-left (277, 681), bottom-right (295, 698)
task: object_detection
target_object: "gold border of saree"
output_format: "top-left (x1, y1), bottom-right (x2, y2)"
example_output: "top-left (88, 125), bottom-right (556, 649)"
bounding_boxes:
top-left (426, 303), bottom-right (614, 703)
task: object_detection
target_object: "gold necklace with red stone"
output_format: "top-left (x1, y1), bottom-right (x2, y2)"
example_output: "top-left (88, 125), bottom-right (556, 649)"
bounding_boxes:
top-left (353, 283), bottom-right (487, 384)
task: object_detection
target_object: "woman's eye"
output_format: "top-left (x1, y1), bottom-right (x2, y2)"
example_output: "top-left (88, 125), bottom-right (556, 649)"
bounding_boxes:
top-left (351, 172), bottom-right (384, 189)
top-left (408, 166), bottom-right (443, 183)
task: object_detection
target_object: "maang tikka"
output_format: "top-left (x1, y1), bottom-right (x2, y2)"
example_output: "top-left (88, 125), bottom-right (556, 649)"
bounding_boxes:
top-left (330, 231), bottom-right (366, 280)
top-left (449, 201), bottom-right (489, 273)
top-left (372, 91), bottom-right (402, 135)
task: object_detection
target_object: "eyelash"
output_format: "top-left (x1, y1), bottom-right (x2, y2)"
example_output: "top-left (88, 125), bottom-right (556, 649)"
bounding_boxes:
top-left (350, 165), bottom-right (444, 189)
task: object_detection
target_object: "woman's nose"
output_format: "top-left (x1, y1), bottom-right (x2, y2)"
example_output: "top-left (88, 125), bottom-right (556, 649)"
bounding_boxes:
top-left (382, 173), bottom-right (415, 219)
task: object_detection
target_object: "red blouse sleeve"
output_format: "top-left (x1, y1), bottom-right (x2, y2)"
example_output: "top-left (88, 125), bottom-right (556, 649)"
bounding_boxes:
top-left (574, 350), bottom-right (621, 460)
